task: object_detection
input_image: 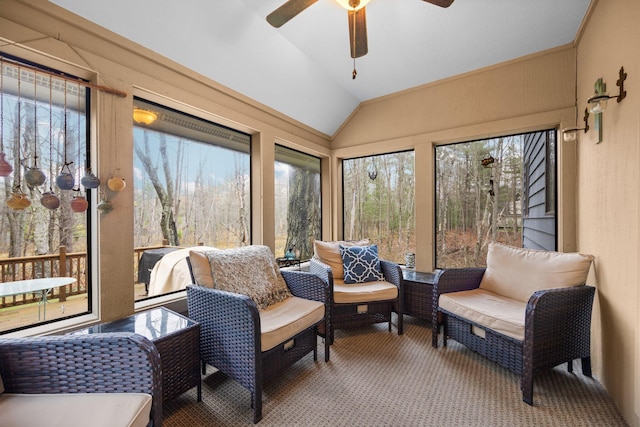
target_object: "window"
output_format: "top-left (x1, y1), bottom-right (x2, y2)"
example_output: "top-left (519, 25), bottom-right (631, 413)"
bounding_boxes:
top-left (133, 98), bottom-right (251, 300)
top-left (0, 56), bottom-right (91, 333)
top-left (342, 151), bottom-right (415, 264)
top-left (274, 145), bottom-right (321, 260)
top-left (435, 130), bottom-right (556, 268)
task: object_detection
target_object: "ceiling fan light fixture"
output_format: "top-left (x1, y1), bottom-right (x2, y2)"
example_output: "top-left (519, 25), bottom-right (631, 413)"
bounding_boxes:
top-left (133, 108), bottom-right (158, 125)
top-left (336, 0), bottom-right (371, 11)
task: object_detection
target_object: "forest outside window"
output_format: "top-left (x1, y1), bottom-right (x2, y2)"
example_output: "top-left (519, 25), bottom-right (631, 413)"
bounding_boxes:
top-left (435, 130), bottom-right (557, 269)
top-left (342, 151), bottom-right (415, 264)
top-left (0, 56), bottom-right (91, 334)
top-left (274, 145), bottom-right (321, 260)
top-left (133, 98), bottom-right (251, 301)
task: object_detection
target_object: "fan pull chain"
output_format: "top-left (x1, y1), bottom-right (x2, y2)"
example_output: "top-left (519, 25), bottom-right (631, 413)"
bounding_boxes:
top-left (352, 6), bottom-right (357, 80)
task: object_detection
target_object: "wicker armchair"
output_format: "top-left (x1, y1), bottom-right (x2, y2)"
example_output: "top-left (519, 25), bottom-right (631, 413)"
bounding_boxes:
top-left (187, 247), bottom-right (330, 423)
top-left (431, 243), bottom-right (595, 405)
top-left (310, 257), bottom-right (403, 344)
top-left (0, 332), bottom-right (162, 427)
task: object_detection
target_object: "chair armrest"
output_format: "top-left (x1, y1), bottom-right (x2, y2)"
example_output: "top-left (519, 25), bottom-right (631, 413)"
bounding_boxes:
top-left (525, 285), bottom-right (596, 368)
top-left (186, 285), bottom-right (261, 386)
top-left (379, 259), bottom-right (403, 289)
top-left (281, 270), bottom-right (330, 304)
top-left (0, 332), bottom-right (162, 427)
top-left (309, 257), bottom-right (333, 286)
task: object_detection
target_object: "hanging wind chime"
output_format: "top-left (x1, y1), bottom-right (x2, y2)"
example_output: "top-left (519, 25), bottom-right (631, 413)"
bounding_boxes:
top-left (0, 62), bottom-right (14, 177)
top-left (6, 70), bottom-right (31, 210)
top-left (71, 87), bottom-right (88, 213)
top-left (56, 80), bottom-right (75, 191)
top-left (24, 74), bottom-right (46, 187)
top-left (41, 75), bottom-right (60, 210)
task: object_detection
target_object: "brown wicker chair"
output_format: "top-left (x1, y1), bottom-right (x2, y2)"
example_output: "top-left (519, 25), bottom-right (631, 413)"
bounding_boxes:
top-left (431, 243), bottom-right (595, 405)
top-left (186, 247), bottom-right (330, 423)
top-left (0, 332), bottom-right (162, 427)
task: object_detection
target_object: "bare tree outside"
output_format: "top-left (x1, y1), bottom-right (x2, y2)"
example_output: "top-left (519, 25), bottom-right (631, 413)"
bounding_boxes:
top-left (435, 135), bottom-right (523, 267)
top-left (342, 151), bottom-right (415, 264)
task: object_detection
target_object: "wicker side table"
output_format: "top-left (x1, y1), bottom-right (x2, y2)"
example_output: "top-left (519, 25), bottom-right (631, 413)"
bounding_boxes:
top-left (71, 307), bottom-right (201, 403)
top-left (402, 269), bottom-right (437, 321)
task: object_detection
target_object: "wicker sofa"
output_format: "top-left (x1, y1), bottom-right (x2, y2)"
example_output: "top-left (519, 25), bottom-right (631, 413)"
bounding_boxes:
top-left (0, 332), bottom-right (162, 427)
top-left (186, 245), bottom-right (330, 423)
top-left (432, 242), bottom-right (595, 405)
top-left (310, 240), bottom-right (403, 344)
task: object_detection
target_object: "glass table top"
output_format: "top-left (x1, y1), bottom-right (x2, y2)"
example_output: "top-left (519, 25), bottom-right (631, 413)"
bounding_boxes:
top-left (77, 307), bottom-right (196, 341)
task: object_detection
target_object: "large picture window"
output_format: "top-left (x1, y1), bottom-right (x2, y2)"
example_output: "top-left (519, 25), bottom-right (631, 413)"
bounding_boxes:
top-left (342, 151), bottom-right (415, 264)
top-left (133, 98), bottom-right (251, 300)
top-left (0, 56), bottom-right (91, 333)
top-left (274, 145), bottom-right (321, 260)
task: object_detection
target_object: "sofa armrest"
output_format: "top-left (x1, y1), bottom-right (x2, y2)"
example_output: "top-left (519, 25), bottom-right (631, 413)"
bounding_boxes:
top-left (186, 285), bottom-right (261, 390)
top-left (0, 332), bottom-right (162, 427)
top-left (281, 270), bottom-right (329, 304)
top-left (525, 285), bottom-right (596, 369)
top-left (431, 267), bottom-right (485, 347)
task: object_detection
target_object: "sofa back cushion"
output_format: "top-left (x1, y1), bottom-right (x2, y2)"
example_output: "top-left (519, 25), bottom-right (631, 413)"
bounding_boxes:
top-left (479, 242), bottom-right (594, 303)
top-left (313, 239), bottom-right (370, 280)
top-left (190, 245), bottom-right (292, 310)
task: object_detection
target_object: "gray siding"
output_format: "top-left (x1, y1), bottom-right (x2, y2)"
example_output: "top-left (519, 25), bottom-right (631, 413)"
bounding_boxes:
top-left (522, 130), bottom-right (556, 250)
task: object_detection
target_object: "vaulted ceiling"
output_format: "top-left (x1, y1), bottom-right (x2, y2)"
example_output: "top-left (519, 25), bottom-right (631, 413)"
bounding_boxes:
top-left (50, 0), bottom-right (592, 136)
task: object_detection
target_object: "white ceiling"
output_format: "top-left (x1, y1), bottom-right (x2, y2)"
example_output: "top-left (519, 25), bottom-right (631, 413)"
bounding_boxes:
top-left (50, 0), bottom-right (591, 136)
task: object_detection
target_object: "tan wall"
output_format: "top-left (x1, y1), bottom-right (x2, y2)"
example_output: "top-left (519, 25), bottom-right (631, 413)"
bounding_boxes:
top-left (333, 47), bottom-right (578, 271)
top-left (0, 0), bottom-right (332, 323)
top-left (575, 0), bottom-right (640, 425)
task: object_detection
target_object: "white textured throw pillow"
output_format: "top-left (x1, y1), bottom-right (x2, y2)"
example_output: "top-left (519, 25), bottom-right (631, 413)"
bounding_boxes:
top-left (479, 242), bottom-right (594, 303)
top-left (204, 245), bottom-right (292, 310)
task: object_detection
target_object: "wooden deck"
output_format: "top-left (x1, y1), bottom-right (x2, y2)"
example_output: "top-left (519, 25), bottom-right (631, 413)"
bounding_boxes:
top-left (0, 282), bottom-right (148, 333)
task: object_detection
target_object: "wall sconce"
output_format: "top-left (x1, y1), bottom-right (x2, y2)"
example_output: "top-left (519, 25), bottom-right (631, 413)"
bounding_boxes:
top-left (587, 66), bottom-right (627, 143)
top-left (133, 107), bottom-right (158, 125)
top-left (587, 66), bottom-right (627, 113)
top-left (562, 108), bottom-right (590, 142)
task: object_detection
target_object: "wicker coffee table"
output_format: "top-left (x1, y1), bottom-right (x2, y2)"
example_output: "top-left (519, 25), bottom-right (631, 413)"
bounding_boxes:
top-left (71, 307), bottom-right (201, 402)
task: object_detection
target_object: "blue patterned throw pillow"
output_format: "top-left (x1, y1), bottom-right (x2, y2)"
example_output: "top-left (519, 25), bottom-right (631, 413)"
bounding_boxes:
top-left (340, 244), bottom-right (384, 284)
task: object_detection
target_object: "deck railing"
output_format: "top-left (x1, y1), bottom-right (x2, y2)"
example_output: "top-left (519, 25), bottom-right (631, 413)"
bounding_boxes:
top-left (0, 240), bottom-right (189, 309)
top-left (0, 247), bottom-right (87, 308)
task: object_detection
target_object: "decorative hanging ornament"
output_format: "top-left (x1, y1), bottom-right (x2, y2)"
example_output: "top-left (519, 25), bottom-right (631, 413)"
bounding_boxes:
top-left (96, 197), bottom-right (113, 214)
top-left (25, 164), bottom-right (46, 187)
top-left (107, 169), bottom-right (126, 192)
top-left (56, 162), bottom-right (75, 190)
top-left (0, 63), bottom-right (12, 177)
top-left (81, 168), bottom-right (100, 189)
top-left (70, 189), bottom-right (89, 213)
top-left (0, 152), bottom-right (12, 177)
top-left (6, 187), bottom-right (31, 210)
top-left (40, 191), bottom-right (60, 210)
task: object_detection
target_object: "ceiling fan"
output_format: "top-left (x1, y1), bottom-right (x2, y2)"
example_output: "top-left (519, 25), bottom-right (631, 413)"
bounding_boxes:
top-left (267, 0), bottom-right (455, 77)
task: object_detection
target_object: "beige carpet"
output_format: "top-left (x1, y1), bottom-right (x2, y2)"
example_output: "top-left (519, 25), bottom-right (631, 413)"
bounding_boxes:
top-left (163, 316), bottom-right (627, 426)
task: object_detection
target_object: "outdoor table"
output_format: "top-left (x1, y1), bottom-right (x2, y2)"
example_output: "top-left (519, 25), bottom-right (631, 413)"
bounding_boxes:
top-left (0, 277), bottom-right (76, 320)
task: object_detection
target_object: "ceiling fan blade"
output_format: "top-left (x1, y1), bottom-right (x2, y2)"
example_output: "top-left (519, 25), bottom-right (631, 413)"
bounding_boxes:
top-left (422, 0), bottom-right (455, 7)
top-left (348, 8), bottom-right (368, 58)
top-left (267, 0), bottom-right (318, 28)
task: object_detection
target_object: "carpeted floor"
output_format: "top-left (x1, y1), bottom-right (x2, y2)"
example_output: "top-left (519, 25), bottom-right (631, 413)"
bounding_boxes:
top-left (163, 316), bottom-right (627, 426)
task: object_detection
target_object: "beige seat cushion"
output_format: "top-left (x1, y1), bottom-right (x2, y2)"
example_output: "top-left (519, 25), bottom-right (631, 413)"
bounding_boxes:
top-left (0, 392), bottom-right (152, 427)
top-left (313, 239), bottom-right (370, 280)
top-left (260, 296), bottom-right (325, 352)
top-left (479, 242), bottom-right (594, 303)
top-left (333, 278), bottom-right (398, 304)
top-left (439, 288), bottom-right (527, 341)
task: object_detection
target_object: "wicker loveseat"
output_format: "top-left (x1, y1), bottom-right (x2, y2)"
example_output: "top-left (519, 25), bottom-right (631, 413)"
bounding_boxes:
top-left (310, 240), bottom-right (403, 344)
top-left (432, 242), bottom-right (595, 405)
top-left (0, 332), bottom-right (162, 427)
top-left (186, 245), bottom-right (330, 423)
